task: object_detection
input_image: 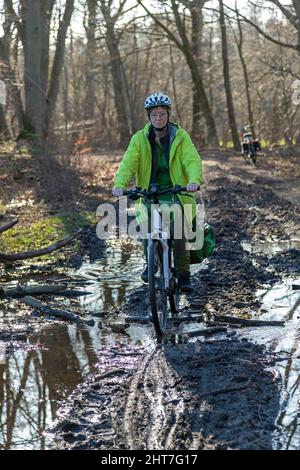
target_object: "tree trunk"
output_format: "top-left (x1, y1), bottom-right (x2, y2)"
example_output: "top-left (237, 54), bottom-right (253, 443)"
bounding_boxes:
top-left (100, 0), bottom-right (131, 147)
top-left (84, 0), bottom-right (97, 122)
top-left (106, 30), bottom-right (131, 146)
top-left (44, 0), bottom-right (75, 140)
top-left (235, 6), bottom-right (256, 139)
top-left (169, 41), bottom-right (182, 124)
top-left (39, 0), bottom-right (55, 135)
top-left (190, 5), bottom-right (206, 146)
top-left (0, 3), bottom-right (25, 132)
top-left (0, 102), bottom-right (13, 140)
top-left (171, 0), bottom-right (219, 147)
top-left (23, 0), bottom-right (43, 138)
top-left (219, 0), bottom-right (240, 150)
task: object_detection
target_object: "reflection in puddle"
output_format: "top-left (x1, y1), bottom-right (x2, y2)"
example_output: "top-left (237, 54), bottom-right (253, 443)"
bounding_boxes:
top-left (240, 278), bottom-right (300, 450)
top-left (0, 244), bottom-right (147, 449)
top-left (70, 246), bottom-right (144, 312)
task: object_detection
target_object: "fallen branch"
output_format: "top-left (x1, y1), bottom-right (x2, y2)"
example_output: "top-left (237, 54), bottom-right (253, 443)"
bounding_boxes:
top-left (124, 315), bottom-right (202, 324)
top-left (0, 229), bottom-right (82, 264)
top-left (170, 316), bottom-right (200, 324)
top-left (205, 321), bottom-right (242, 329)
top-left (191, 353), bottom-right (230, 365)
top-left (20, 295), bottom-right (94, 326)
top-left (0, 284), bottom-right (67, 298)
top-left (214, 314), bottom-right (285, 327)
top-left (97, 368), bottom-right (128, 380)
top-left (112, 350), bottom-right (144, 357)
top-left (180, 311), bottom-right (204, 320)
top-left (0, 284), bottom-right (92, 298)
top-left (0, 218), bottom-right (18, 233)
top-left (183, 326), bottom-right (227, 337)
top-left (199, 379), bottom-right (252, 399)
top-left (125, 316), bottom-right (152, 323)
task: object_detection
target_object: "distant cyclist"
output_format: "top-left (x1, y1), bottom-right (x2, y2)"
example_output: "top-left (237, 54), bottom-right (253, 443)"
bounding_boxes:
top-left (112, 92), bottom-right (202, 292)
top-left (242, 125), bottom-right (261, 158)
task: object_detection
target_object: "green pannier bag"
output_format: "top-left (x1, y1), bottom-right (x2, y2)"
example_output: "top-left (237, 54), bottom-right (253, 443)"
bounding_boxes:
top-left (189, 223), bottom-right (216, 264)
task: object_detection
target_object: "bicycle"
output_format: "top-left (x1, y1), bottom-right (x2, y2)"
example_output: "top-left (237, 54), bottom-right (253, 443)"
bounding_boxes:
top-left (241, 128), bottom-right (260, 166)
top-left (122, 185), bottom-right (196, 341)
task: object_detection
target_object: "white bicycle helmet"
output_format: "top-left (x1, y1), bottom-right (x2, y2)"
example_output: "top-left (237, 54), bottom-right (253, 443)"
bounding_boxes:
top-left (144, 92), bottom-right (172, 110)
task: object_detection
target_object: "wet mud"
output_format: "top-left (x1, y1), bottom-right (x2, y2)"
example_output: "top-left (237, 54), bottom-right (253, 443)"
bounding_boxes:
top-left (1, 150), bottom-right (300, 449)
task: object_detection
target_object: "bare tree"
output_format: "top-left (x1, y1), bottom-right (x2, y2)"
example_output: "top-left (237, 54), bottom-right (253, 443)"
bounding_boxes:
top-left (4, 0), bottom-right (74, 144)
top-left (227, 0), bottom-right (300, 55)
top-left (231, 2), bottom-right (255, 138)
top-left (219, 0), bottom-right (240, 150)
top-left (99, 0), bottom-right (133, 147)
top-left (84, 0), bottom-right (97, 122)
top-left (138, 0), bottom-right (219, 146)
top-left (0, 2), bottom-right (25, 135)
top-left (190, 1), bottom-right (206, 144)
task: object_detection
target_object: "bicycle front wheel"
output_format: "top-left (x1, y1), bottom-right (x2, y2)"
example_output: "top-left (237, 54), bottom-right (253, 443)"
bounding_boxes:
top-left (168, 268), bottom-right (180, 314)
top-left (148, 240), bottom-right (168, 340)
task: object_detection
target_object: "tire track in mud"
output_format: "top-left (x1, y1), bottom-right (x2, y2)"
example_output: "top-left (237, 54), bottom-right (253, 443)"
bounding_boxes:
top-left (123, 351), bottom-right (154, 449)
top-left (123, 348), bottom-right (187, 450)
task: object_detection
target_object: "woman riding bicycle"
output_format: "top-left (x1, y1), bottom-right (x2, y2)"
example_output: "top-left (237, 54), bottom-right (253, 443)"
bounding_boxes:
top-left (112, 92), bottom-right (202, 292)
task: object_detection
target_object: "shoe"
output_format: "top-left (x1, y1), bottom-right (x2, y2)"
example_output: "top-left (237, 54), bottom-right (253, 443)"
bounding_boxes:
top-left (178, 271), bottom-right (193, 293)
top-left (141, 266), bottom-right (148, 283)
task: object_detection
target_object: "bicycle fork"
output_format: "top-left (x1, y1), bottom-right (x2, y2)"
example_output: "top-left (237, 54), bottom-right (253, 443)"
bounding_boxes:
top-left (147, 207), bottom-right (170, 290)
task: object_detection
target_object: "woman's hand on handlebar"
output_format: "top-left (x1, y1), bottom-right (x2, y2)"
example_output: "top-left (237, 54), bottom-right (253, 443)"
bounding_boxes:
top-left (112, 188), bottom-right (124, 197)
top-left (186, 183), bottom-right (199, 192)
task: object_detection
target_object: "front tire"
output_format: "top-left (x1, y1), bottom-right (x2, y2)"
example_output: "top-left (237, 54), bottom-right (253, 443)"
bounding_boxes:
top-left (168, 273), bottom-right (180, 314)
top-left (148, 240), bottom-right (168, 340)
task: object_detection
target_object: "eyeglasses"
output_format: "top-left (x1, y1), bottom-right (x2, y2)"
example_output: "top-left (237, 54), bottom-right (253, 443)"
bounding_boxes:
top-left (150, 113), bottom-right (168, 119)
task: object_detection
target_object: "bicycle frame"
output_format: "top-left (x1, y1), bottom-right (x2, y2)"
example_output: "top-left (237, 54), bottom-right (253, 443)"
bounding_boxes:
top-left (117, 185), bottom-right (198, 338)
top-left (147, 206), bottom-right (170, 291)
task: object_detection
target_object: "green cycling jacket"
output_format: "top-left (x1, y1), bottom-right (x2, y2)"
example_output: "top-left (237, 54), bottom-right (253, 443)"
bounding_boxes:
top-left (114, 122), bottom-right (203, 226)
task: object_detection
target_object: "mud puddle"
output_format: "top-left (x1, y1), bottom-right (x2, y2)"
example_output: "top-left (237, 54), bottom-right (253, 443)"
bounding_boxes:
top-left (0, 243), bottom-right (150, 449)
top-left (239, 238), bottom-right (300, 448)
top-left (237, 278), bottom-right (300, 450)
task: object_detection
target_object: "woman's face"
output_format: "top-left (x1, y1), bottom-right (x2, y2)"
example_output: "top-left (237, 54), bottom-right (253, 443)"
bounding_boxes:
top-left (149, 106), bottom-right (168, 129)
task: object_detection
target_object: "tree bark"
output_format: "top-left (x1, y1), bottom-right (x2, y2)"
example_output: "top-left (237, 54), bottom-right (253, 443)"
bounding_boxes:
top-left (170, 0), bottom-right (218, 146)
top-left (99, 0), bottom-right (132, 147)
top-left (44, 0), bottom-right (75, 139)
top-left (0, 218), bottom-right (18, 233)
top-left (190, 4), bottom-right (206, 145)
top-left (0, 4), bottom-right (26, 134)
top-left (0, 102), bottom-right (12, 140)
top-left (84, 0), bottom-right (97, 122)
top-left (23, 0), bottom-right (43, 137)
top-left (219, 0), bottom-right (240, 150)
top-left (234, 5), bottom-right (256, 139)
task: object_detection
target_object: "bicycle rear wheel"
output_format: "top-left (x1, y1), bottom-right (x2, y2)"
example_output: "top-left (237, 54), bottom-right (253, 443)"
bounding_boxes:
top-left (148, 240), bottom-right (168, 340)
top-left (250, 144), bottom-right (257, 165)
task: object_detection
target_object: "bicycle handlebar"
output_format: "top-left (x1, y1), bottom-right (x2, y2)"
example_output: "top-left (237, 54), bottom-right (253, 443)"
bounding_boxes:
top-left (121, 185), bottom-right (200, 200)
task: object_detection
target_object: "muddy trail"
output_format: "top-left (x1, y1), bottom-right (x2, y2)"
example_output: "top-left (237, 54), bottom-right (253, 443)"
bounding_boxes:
top-left (1, 150), bottom-right (299, 450)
